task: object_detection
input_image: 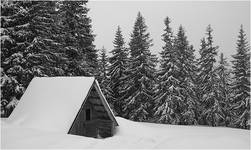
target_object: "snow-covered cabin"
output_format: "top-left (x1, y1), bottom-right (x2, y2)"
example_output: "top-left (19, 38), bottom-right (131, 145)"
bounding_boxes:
top-left (7, 77), bottom-right (118, 138)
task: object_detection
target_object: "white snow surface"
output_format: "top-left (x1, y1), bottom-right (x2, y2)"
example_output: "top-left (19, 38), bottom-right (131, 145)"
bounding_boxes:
top-left (7, 76), bottom-right (95, 133)
top-left (1, 76), bottom-right (250, 148)
top-left (1, 117), bottom-right (250, 149)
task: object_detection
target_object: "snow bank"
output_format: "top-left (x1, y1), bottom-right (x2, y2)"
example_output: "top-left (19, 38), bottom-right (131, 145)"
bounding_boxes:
top-left (114, 117), bottom-right (250, 149)
top-left (1, 117), bottom-right (250, 149)
top-left (7, 77), bottom-right (95, 133)
top-left (1, 77), bottom-right (249, 149)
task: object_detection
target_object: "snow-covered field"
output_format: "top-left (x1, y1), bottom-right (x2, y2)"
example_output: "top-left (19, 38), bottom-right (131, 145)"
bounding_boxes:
top-left (1, 117), bottom-right (250, 149)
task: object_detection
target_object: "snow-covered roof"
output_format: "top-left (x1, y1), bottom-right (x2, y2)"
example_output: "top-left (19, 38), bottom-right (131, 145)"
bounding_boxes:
top-left (7, 76), bottom-right (118, 133)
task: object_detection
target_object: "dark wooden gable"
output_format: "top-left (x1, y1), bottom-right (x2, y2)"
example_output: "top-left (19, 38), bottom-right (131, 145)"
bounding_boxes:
top-left (68, 81), bottom-right (116, 138)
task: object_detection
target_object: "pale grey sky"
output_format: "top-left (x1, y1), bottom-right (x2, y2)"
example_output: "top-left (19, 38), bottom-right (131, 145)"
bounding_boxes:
top-left (88, 1), bottom-right (250, 61)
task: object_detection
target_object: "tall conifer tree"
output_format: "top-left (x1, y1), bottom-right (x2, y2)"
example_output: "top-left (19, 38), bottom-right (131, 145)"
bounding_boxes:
top-left (173, 26), bottom-right (198, 125)
top-left (154, 17), bottom-right (181, 124)
top-left (123, 12), bottom-right (157, 121)
top-left (98, 47), bottom-right (110, 96)
top-left (58, 1), bottom-right (98, 76)
top-left (108, 26), bottom-right (128, 116)
top-left (1, 1), bottom-right (25, 115)
top-left (99, 47), bottom-right (108, 80)
top-left (231, 25), bottom-right (250, 129)
top-left (1, 1), bottom-right (64, 116)
top-left (215, 53), bottom-right (232, 126)
top-left (197, 25), bottom-right (223, 126)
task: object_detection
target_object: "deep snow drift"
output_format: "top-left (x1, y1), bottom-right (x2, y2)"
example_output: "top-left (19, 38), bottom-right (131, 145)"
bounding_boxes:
top-left (1, 117), bottom-right (250, 149)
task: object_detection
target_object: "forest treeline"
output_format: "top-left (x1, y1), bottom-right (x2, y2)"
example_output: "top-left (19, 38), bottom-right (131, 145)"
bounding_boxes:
top-left (1, 1), bottom-right (250, 129)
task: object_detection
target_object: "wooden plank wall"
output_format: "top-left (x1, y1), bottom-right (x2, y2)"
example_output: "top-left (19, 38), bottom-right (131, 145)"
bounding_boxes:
top-left (69, 87), bottom-right (115, 138)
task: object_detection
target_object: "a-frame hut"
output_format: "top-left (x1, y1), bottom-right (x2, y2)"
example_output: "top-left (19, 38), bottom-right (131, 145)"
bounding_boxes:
top-left (7, 77), bottom-right (118, 138)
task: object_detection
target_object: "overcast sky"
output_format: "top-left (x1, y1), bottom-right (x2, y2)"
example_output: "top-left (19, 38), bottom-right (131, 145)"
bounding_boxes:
top-left (88, 1), bottom-right (250, 61)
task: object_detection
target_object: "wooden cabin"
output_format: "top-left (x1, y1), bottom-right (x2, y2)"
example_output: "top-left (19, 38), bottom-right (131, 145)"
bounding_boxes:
top-left (69, 80), bottom-right (118, 138)
top-left (7, 77), bottom-right (118, 138)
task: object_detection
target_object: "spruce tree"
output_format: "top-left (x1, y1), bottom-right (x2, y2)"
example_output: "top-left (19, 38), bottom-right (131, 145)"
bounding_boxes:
top-left (27, 1), bottom-right (65, 77)
top-left (173, 26), bottom-right (198, 125)
top-left (57, 1), bottom-right (98, 76)
top-left (108, 26), bottom-right (128, 116)
top-left (1, 1), bottom-right (64, 116)
top-left (197, 25), bottom-right (223, 126)
top-left (231, 25), bottom-right (250, 129)
top-left (215, 53), bottom-right (232, 126)
top-left (154, 17), bottom-right (181, 124)
top-left (98, 47), bottom-right (109, 88)
top-left (182, 45), bottom-right (199, 125)
top-left (1, 1), bottom-right (25, 116)
top-left (123, 12), bottom-right (157, 121)
top-left (98, 47), bottom-right (113, 109)
top-left (195, 38), bottom-right (207, 117)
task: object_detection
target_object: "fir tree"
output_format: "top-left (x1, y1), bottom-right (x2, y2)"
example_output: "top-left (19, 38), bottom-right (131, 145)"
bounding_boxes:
top-left (231, 25), bottom-right (250, 129)
top-left (1, 1), bottom-right (64, 116)
top-left (1, 1), bottom-right (25, 116)
top-left (26, 1), bottom-right (65, 77)
top-left (197, 25), bottom-right (223, 126)
top-left (173, 25), bottom-right (198, 125)
top-left (182, 45), bottom-right (199, 125)
top-left (154, 17), bottom-right (181, 124)
top-left (123, 12), bottom-right (157, 121)
top-left (98, 47), bottom-right (109, 87)
top-left (108, 26), bottom-right (128, 116)
top-left (98, 47), bottom-right (113, 109)
top-left (57, 1), bottom-right (98, 76)
top-left (215, 53), bottom-right (232, 126)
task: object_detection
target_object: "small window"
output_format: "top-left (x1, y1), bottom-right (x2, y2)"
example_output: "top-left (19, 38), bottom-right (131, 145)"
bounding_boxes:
top-left (86, 108), bottom-right (91, 121)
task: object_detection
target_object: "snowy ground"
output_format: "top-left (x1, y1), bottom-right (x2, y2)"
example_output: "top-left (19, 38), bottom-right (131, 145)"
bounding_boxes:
top-left (1, 117), bottom-right (250, 149)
